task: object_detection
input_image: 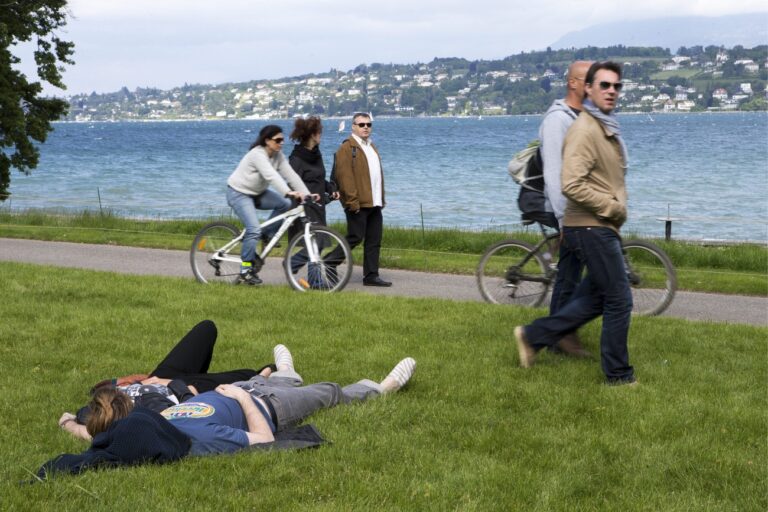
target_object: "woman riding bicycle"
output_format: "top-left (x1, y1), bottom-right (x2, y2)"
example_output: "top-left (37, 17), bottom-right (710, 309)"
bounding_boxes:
top-left (226, 124), bottom-right (317, 285)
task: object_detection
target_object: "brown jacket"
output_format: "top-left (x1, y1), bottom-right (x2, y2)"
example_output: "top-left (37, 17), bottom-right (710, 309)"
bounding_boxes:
top-left (561, 111), bottom-right (628, 231)
top-left (333, 137), bottom-right (385, 212)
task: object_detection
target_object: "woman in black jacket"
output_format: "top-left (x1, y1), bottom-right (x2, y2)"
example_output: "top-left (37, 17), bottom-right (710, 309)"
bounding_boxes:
top-left (287, 117), bottom-right (339, 281)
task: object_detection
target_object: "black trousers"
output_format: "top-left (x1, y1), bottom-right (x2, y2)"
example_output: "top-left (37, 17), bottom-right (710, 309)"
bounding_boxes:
top-left (345, 206), bottom-right (383, 279)
top-left (150, 320), bottom-right (258, 393)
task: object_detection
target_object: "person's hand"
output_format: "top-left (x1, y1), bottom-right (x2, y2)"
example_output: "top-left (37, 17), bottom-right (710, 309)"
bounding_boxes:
top-left (285, 191), bottom-right (303, 201)
top-left (215, 384), bottom-right (250, 401)
top-left (330, 191), bottom-right (340, 200)
top-left (141, 376), bottom-right (171, 386)
top-left (309, 193), bottom-right (321, 203)
top-left (58, 412), bottom-right (77, 428)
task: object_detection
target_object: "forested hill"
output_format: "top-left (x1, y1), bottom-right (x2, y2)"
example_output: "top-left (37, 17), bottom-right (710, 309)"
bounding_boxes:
top-left (66, 44), bottom-right (767, 121)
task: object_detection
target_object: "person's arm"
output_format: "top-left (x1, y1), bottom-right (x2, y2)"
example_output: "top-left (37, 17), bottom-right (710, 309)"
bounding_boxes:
top-left (58, 412), bottom-right (92, 441)
top-left (214, 384), bottom-right (275, 445)
top-left (334, 143), bottom-right (359, 211)
top-left (540, 112), bottom-right (570, 227)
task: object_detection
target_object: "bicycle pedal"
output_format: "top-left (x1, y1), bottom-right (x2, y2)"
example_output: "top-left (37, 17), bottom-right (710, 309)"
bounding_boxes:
top-left (297, 278), bottom-right (310, 289)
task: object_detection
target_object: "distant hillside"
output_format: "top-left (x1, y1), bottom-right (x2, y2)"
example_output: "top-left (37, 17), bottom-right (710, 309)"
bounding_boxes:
top-left (66, 45), bottom-right (767, 122)
top-left (552, 13), bottom-right (768, 50)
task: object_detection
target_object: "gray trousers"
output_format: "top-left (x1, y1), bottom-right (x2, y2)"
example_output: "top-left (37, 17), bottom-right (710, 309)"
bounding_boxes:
top-left (233, 369), bottom-right (382, 430)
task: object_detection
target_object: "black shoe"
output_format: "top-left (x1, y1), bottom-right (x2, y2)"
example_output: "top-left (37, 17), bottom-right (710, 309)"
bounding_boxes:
top-left (249, 255), bottom-right (264, 273)
top-left (237, 269), bottom-right (262, 285)
top-left (363, 276), bottom-right (392, 287)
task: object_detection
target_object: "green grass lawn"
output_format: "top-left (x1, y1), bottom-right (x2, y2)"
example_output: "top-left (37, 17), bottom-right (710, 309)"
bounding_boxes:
top-left (1, 210), bottom-right (766, 297)
top-left (2, 262), bottom-right (765, 511)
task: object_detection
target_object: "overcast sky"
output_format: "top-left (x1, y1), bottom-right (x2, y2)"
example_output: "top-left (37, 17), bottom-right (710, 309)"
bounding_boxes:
top-left (16, 0), bottom-right (768, 96)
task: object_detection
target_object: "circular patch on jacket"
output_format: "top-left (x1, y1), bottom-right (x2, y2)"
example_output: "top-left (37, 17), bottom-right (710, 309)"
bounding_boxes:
top-left (161, 402), bottom-right (215, 419)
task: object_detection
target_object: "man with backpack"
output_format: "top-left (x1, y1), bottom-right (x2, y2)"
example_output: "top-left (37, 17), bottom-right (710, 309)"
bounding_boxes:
top-left (537, 60), bottom-right (593, 358)
top-left (515, 61), bottom-right (637, 386)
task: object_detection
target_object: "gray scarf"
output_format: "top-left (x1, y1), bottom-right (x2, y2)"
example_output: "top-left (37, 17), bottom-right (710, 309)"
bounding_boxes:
top-left (583, 99), bottom-right (629, 169)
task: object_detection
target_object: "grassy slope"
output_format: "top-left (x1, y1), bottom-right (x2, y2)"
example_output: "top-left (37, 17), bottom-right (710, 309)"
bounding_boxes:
top-left (2, 263), bottom-right (765, 511)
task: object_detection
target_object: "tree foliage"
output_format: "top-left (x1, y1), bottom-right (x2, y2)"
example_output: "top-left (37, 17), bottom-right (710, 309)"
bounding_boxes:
top-left (0, 0), bottom-right (74, 200)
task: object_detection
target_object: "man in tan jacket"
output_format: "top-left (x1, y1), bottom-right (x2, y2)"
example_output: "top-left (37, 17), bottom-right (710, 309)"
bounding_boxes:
top-left (514, 61), bottom-right (636, 386)
top-left (331, 112), bottom-right (391, 286)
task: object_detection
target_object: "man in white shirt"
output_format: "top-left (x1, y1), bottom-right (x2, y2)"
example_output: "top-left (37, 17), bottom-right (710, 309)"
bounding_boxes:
top-left (331, 112), bottom-right (392, 286)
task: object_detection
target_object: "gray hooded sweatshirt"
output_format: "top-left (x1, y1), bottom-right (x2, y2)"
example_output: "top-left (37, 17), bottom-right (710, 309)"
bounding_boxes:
top-left (538, 99), bottom-right (580, 227)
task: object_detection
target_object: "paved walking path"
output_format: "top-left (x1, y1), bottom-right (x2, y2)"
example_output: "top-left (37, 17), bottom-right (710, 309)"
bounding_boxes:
top-left (1, 237), bottom-right (766, 326)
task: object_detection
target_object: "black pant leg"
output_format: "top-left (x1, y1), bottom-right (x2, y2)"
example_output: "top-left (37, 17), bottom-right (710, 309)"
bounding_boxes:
top-left (149, 320), bottom-right (217, 378)
top-left (362, 207), bottom-right (383, 278)
top-left (344, 208), bottom-right (368, 250)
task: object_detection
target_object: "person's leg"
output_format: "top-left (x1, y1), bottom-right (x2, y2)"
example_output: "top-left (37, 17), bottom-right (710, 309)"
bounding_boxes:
top-left (253, 357), bottom-right (416, 429)
top-left (550, 238), bottom-right (583, 315)
top-left (256, 189), bottom-right (292, 239)
top-left (150, 320), bottom-right (217, 378)
top-left (584, 228), bottom-right (634, 383)
top-left (323, 207), bottom-right (366, 267)
top-left (226, 187), bottom-right (261, 265)
top-left (344, 207), bottom-right (367, 252)
top-left (522, 228), bottom-right (603, 351)
top-left (362, 207), bottom-right (383, 279)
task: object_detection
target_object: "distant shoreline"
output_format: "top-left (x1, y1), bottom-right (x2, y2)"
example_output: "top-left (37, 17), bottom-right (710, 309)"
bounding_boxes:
top-left (54, 110), bottom-right (767, 124)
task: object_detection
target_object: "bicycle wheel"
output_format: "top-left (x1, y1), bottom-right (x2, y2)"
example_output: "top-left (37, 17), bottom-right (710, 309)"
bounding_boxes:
top-left (284, 226), bottom-right (352, 293)
top-left (477, 239), bottom-right (549, 307)
top-left (190, 222), bottom-right (242, 284)
top-left (622, 240), bottom-right (677, 316)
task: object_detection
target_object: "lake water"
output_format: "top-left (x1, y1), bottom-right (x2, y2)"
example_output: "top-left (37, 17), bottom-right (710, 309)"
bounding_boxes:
top-left (5, 112), bottom-right (768, 242)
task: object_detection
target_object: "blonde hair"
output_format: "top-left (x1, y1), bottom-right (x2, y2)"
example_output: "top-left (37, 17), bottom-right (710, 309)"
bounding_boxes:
top-left (86, 388), bottom-right (134, 436)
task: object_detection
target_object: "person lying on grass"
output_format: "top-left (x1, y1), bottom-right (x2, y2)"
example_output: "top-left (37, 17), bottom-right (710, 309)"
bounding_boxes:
top-left (58, 319), bottom-right (275, 441)
top-left (37, 345), bottom-right (416, 478)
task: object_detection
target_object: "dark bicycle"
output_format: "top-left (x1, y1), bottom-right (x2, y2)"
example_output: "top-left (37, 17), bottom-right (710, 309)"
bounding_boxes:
top-left (476, 220), bottom-right (677, 316)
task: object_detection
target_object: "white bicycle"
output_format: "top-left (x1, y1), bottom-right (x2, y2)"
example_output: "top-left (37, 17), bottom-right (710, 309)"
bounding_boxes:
top-left (190, 198), bottom-right (353, 292)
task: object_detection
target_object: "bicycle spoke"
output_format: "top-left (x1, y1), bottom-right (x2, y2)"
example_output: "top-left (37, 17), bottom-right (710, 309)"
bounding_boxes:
top-left (284, 227), bottom-right (352, 293)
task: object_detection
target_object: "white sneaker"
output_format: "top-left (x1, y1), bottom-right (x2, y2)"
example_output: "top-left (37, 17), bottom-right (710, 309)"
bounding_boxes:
top-left (273, 344), bottom-right (294, 372)
top-left (380, 357), bottom-right (416, 393)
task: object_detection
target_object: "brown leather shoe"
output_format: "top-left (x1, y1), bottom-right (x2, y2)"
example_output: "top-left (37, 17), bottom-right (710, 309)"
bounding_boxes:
top-left (556, 333), bottom-right (592, 359)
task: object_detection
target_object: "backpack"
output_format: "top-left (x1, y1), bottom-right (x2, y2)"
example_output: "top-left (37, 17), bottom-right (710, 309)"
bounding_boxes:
top-left (507, 140), bottom-right (543, 192)
top-left (508, 140), bottom-right (558, 229)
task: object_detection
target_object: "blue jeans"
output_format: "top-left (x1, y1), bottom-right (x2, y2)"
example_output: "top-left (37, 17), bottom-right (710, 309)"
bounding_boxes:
top-left (226, 186), bottom-right (291, 264)
top-left (525, 227), bottom-right (634, 382)
top-left (550, 236), bottom-right (584, 315)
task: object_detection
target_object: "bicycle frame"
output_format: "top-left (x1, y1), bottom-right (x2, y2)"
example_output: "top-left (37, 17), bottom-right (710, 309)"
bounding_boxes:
top-left (209, 203), bottom-right (308, 264)
top-left (512, 223), bottom-right (560, 285)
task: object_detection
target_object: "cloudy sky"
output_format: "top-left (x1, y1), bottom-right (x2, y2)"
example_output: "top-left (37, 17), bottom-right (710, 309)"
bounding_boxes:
top-left (16, 0), bottom-right (768, 95)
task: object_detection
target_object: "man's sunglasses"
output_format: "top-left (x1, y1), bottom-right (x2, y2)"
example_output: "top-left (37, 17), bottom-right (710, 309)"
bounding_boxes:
top-left (354, 122), bottom-right (372, 128)
top-left (598, 81), bottom-right (623, 92)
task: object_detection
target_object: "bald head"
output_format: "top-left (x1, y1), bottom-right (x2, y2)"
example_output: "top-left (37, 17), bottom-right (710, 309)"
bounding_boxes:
top-left (565, 60), bottom-right (592, 109)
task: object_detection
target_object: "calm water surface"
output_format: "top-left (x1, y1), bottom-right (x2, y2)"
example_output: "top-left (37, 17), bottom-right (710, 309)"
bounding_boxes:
top-left (6, 112), bottom-right (768, 241)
